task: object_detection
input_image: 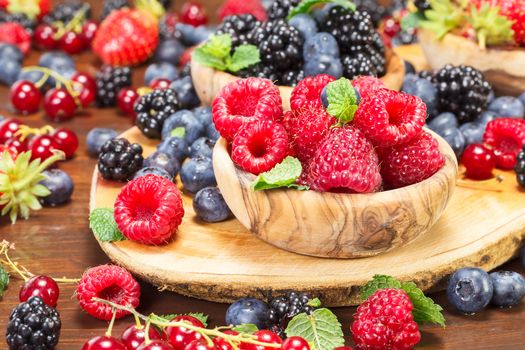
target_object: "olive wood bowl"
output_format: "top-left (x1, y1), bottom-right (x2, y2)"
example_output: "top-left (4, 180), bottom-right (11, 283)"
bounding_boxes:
top-left (213, 130), bottom-right (458, 258)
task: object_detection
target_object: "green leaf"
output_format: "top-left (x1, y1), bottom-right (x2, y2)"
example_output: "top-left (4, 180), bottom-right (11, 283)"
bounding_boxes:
top-left (401, 12), bottom-right (422, 31)
top-left (200, 34), bottom-right (232, 59)
top-left (228, 45), bottom-right (261, 72)
top-left (468, 4), bottom-right (514, 48)
top-left (306, 297), bottom-right (322, 308)
top-left (152, 313), bottom-right (209, 327)
top-left (0, 266), bottom-right (9, 297)
top-left (288, 0), bottom-right (356, 19)
top-left (89, 208), bottom-right (125, 242)
top-left (285, 308), bottom-right (344, 350)
top-left (170, 127), bottom-right (186, 138)
top-left (232, 323), bottom-right (259, 334)
top-left (360, 274), bottom-right (402, 300)
top-left (326, 77), bottom-right (358, 124)
top-left (400, 281), bottom-right (445, 327)
top-left (251, 157), bottom-right (303, 191)
top-left (192, 48), bottom-right (227, 71)
top-left (419, 0), bottom-right (465, 39)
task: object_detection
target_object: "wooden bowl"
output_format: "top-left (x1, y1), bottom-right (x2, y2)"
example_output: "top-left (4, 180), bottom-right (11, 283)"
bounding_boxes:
top-left (418, 29), bottom-right (525, 96)
top-left (213, 131), bottom-right (458, 258)
top-left (191, 46), bottom-right (405, 110)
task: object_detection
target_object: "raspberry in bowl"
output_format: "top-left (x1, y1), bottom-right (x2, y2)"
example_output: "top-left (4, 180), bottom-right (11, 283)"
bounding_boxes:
top-left (212, 76), bottom-right (458, 258)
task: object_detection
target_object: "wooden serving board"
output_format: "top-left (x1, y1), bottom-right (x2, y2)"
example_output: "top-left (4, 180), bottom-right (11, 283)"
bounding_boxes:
top-left (90, 127), bottom-right (525, 306)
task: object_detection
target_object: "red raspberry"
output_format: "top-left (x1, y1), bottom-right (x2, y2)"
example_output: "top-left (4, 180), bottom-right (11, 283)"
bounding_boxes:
top-left (76, 264), bottom-right (140, 320)
top-left (290, 74), bottom-right (335, 111)
top-left (307, 126), bottom-right (381, 193)
top-left (351, 76), bottom-right (386, 99)
top-left (354, 89), bottom-right (426, 147)
top-left (0, 22), bottom-right (31, 55)
top-left (212, 78), bottom-right (283, 142)
top-left (231, 119), bottom-right (290, 175)
top-left (379, 131), bottom-right (445, 189)
top-left (483, 118), bottom-right (525, 170)
top-left (114, 174), bottom-right (184, 245)
top-left (283, 106), bottom-right (336, 164)
top-left (218, 0), bottom-right (268, 21)
top-left (351, 289), bottom-right (421, 350)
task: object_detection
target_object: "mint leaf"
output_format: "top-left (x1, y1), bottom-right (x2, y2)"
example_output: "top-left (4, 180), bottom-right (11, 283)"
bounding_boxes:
top-left (251, 157), bottom-right (303, 191)
top-left (401, 12), bottom-right (422, 31)
top-left (288, 0), bottom-right (356, 19)
top-left (228, 44), bottom-right (261, 72)
top-left (192, 48), bottom-right (227, 71)
top-left (307, 298), bottom-right (322, 308)
top-left (232, 323), bottom-right (259, 334)
top-left (192, 34), bottom-right (232, 71)
top-left (89, 208), bottom-right (125, 242)
top-left (0, 266), bottom-right (9, 297)
top-left (151, 312), bottom-right (209, 327)
top-left (285, 308), bottom-right (344, 350)
top-left (170, 127), bottom-right (186, 138)
top-left (401, 282), bottom-right (445, 327)
top-left (360, 275), bottom-right (402, 300)
top-left (326, 77), bottom-right (358, 124)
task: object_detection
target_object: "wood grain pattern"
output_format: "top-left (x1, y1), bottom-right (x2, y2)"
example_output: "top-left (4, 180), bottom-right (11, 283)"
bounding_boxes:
top-left (418, 29), bottom-right (525, 95)
top-left (191, 46), bottom-right (405, 110)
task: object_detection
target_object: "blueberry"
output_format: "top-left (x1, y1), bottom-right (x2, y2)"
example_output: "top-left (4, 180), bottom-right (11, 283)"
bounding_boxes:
top-left (193, 187), bottom-right (231, 222)
top-left (441, 127), bottom-right (466, 159)
top-left (176, 23), bottom-right (213, 46)
top-left (519, 92), bottom-right (525, 109)
top-left (488, 96), bottom-right (525, 118)
top-left (487, 89), bottom-right (495, 104)
top-left (303, 32), bottom-right (340, 60)
top-left (0, 115), bottom-right (4, 123)
top-left (157, 136), bottom-right (190, 162)
top-left (180, 156), bottom-right (216, 193)
top-left (144, 62), bottom-right (179, 85)
top-left (225, 297), bottom-right (270, 329)
top-left (447, 267), bottom-right (493, 314)
top-left (403, 60), bottom-right (416, 74)
top-left (0, 58), bottom-right (21, 85)
top-left (459, 122), bottom-right (484, 145)
top-left (489, 271), bottom-right (525, 308)
top-left (304, 54), bottom-right (343, 78)
top-left (162, 110), bottom-right (205, 143)
top-left (289, 14), bottom-right (318, 39)
top-left (521, 246), bottom-right (525, 268)
top-left (402, 74), bottom-right (438, 117)
top-left (39, 169), bottom-right (74, 206)
top-left (311, 4), bottom-right (336, 24)
top-left (170, 76), bottom-right (200, 109)
top-left (86, 128), bottom-right (118, 157)
top-left (144, 151), bottom-right (181, 178)
top-left (0, 44), bottom-right (23, 62)
top-left (206, 123), bottom-right (220, 141)
top-left (38, 51), bottom-right (76, 81)
top-left (190, 137), bottom-right (215, 159)
top-left (133, 166), bottom-right (172, 181)
top-left (153, 39), bottom-right (185, 65)
top-left (476, 111), bottom-right (498, 128)
top-left (321, 85), bottom-right (328, 108)
top-left (193, 106), bottom-right (212, 126)
top-left (427, 112), bottom-right (458, 135)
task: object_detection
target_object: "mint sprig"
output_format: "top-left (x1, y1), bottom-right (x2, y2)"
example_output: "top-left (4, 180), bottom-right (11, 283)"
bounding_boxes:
top-left (151, 312), bottom-right (209, 327)
top-left (193, 34), bottom-right (260, 73)
top-left (288, 0), bottom-right (356, 19)
top-left (232, 323), bottom-right (259, 334)
top-left (325, 77), bottom-right (358, 124)
top-left (89, 208), bottom-right (125, 242)
top-left (251, 156), bottom-right (308, 191)
top-left (285, 308), bottom-right (345, 350)
top-left (0, 266), bottom-right (9, 297)
top-left (360, 275), bottom-right (445, 327)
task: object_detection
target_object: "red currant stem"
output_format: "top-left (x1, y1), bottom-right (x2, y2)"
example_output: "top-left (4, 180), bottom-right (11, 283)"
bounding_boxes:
top-left (134, 313), bottom-right (143, 329)
top-left (22, 66), bottom-right (82, 107)
top-left (53, 3), bottom-right (89, 40)
top-left (144, 320), bottom-right (152, 346)
top-left (14, 125), bottom-right (55, 142)
top-left (105, 308), bottom-right (118, 337)
top-left (477, 30), bottom-right (487, 51)
top-left (12, 150), bottom-right (65, 193)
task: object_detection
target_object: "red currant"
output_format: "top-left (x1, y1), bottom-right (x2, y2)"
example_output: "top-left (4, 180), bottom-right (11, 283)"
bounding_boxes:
top-left (51, 128), bottom-right (79, 158)
top-left (166, 315), bottom-right (205, 350)
top-left (10, 80), bottom-right (42, 114)
top-left (72, 72), bottom-right (96, 107)
top-left (212, 330), bottom-right (238, 350)
top-left (332, 347), bottom-right (354, 350)
top-left (44, 88), bottom-right (77, 122)
top-left (121, 324), bottom-right (163, 350)
top-left (34, 23), bottom-right (58, 50)
top-left (240, 331), bottom-right (282, 350)
top-left (19, 275), bottom-right (59, 307)
top-left (82, 336), bottom-right (127, 350)
top-left (0, 145), bottom-right (18, 161)
top-left (179, 48), bottom-right (193, 68)
top-left (150, 78), bottom-right (171, 90)
top-left (382, 17), bottom-right (400, 38)
top-left (282, 336), bottom-right (310, 350)
top-left (0, 118), bottom-right (22, 144)
top-left (117, 87), bottom-right (139, 117)
top-left (461, 144), bottom-right (496, 180)
top-left (59, 31), bottom-right (86, 55)
top-left (180, 1), bottom-right (208, 26)
top-left (30, 135), bottom-right (60, 161)
top-left (5, 137), bottom-right (28, 153)
top-left (81, 20), bottom-right (99, 44)
top-left (183, 340), bottom-right (217, 350)
top-left (138, 340), bottom-right (175, 350)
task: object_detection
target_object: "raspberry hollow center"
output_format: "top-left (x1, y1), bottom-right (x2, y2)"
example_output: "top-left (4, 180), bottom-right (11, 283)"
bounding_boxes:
top-left (386, 100), bottom-right (405, 125)
top-left (131, 196), bottom-right (159, 221)
top-left (248, 135), bottom-right (269, 158)
top-left (98, 284), bottom-right (126, 303)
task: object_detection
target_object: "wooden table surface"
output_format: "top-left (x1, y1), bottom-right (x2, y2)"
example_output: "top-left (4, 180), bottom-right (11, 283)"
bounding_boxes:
top-left (1, 1), bottom-right (525, 349)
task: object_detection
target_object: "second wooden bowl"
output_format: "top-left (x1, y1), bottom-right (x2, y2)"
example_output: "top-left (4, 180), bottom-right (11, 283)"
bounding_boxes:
top-left (191, 46), bottom-right (405, 110)
top-left (213, 131), bottom-right (458, 258)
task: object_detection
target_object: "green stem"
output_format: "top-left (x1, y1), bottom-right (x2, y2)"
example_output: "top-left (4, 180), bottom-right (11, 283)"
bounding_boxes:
top-left (53, 3), bottom-right (89, 39)
top-left (106, 308), bottom-right (118, 337)
top-left (478, 30), bottom-right (487, 50)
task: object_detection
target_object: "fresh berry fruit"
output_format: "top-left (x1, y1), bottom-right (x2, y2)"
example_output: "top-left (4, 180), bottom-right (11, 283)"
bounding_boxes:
top-left (170, 76), bottom-right (200, 110)
top-left (150, 78), bottom-right (171, 90)
top-left (401, 73), bottom-right (438, 117)
top-left (190, 137), bottom-right (215, 159)
top-left (0, 55), bottom-right (21, 85)
top-left (43, 2), bottom-right (92, 25)
top-left (225, 298), bottom-right (270, 329)
top-left (6, 296), bottom-right (61, 350)
top-left (30, 135), bottom-right (60, 161)
top-left (134, 166), bottom-right (172, 181)
top-left (180, 1), bottom-right (208, 26)
top-left (135, 88), bottom-right (181, 139)
top-left (19, 275), bottom-right (59, 307)
top-left (303, 31), bottom-right (339, 61)
top-left (145, 62), bottom-right (179, 85)
top-left (77, 264), bottom-right (140, 320)
top-left (180, 156), bottom-right (216, 193)
top-left (0, 11), bottom-right (37, 35)
top-left (38, 51), bottom-right (76, 80)
top-left (83, 336), bottom-right (127, 350)
top-left (403, 60), bottom-right (416, 74)
top-left (354, 89), bottom-right (426, 147)
top-left (213, 330), bottom-right (238, 350)
top-left (267, 292), bottom-right (317, 338)
top-left (98, 137), bottom-right (144, 181)
top-left (86, 128), bottom-right (118, 157)
top-left (43, 88), bottom-right (77, 122)
top-left (72, 72), bottom-right (97, 107)
top-left (0, 144), bottom-right (17, 161)
top-left (121, 324), bottom-right (163, 350)
top-left (459, 122), bottom-right (484, 145)
top-left (193, 187), bottom-right (231, 223)
top-left (10, 80), bottom-right (41, 114)
top-left (289, 13), bottom-right (318, 40)
top-left (184, 340), bottom-right (217, 350)
top-left (52, 128), bottom-right (79, 158)
top-left (515, 145), bottom-right (525, 187)
top-left (206, 123), bottom-right (220, 141)
top-left (154, 38), bottom-right (185, 65)
top-left (488, 96), bottom-right (525, 118)
top-left (139, 340), bottom-right (176, 350)
top-left (231, 120), bottom-right (289, 175)
top-left (282, 336), bottom-right (310, 350)
top-left (215, 14), bottom-right (261, 49)
top-left (93, 7), bottom-right (159, 66)
top-left (447, 267), bottom-right (493, 314)
top-left (461, 144), bottom-right (495, 180)
top-left (144, 151), bottom-right (180, 178)
top-left (441, 126), bottom-right (467, 159)
top-left (483, 118), bottom-right (525, 170)
top-left (0, 43), bottom-right (23, 62)
top-left (59, 30), bottom-right (86, 54)
top-left (161, 109), bottom-right (204, 143)
top-left (308, 126), bottom-right (381, 193)
top-left (39, 169), bottom-right (74, 206)
top-left (290, 74), bottom-right (335, 110)
top-left (0, 22), bottom-right (31, 55)
top-left (100, 0), bottom-right (130, 20)
top-left (157, 136), bottom-right (190, 162)
top-left (0, 118), bottom-right (21, 143)
top-left (82, 19), bottom-right (99, 43)
top-left (240, 330), bottom-right (282, 350)
top-left (489, 271), bottom-right (525, 308)
top-left (267, 0), bottom-right (300, 20)
top-left (114, 174), bottom-right (184, 244)
top-left (158, 12), bottom-right (179, 40)
top-left (5, 137), bottom-right (27, 153)
top-left (212, 78), bottom-right (282, 142)
top-left (428, 112), bottom-right (458, 135)
top-left (96, 65), bottom-right (132, 107)
top-left (117, 87), bottom-right (139, 117)
top-left (166, 315), bottom-right (205, 350)
top-left (351, 76), bottom-right (386, 100)
top-left (379, 131), bottom-right (445, 189)
top-left (475, 0), bottom-right (525, 45)
top-left (218, 0), bottom-right (267, 22)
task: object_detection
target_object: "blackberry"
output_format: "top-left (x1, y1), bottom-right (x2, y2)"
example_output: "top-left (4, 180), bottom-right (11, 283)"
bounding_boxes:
top-left (414, 0), bottom-right (431, 13)
top-left (98, 138), bottom-right (143, 181)
top-left (237, 62), bottom-right (279, 82)
top-left (100, 0), bottom-right (130, 20)
top-left (135, 88), bottom-right (180, 139)
top-left (281, 69), bottom-right (304, 86)
top-left (267, 0), bottom-right (300, 20)
top-left (432, 64), bottom-right (492, 123)
top-left (267, 292), bottom-right (318, 338)
top-left (6, 296), bottom-right (61, 350)
top-left (0, 11), bottom-right (36, 35)
top-left (354, 0), bottom-right (406, 26)
top-left (418, 70), bottom-right (434, 81)
top-left (515, 145), bottom-right (525, 188)
top-left (95, 65), bottom-right (132, 107)
top-left (43, 2), bottom-right (92, 24)
top-left (215, 14), bottom-right (260, 49)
